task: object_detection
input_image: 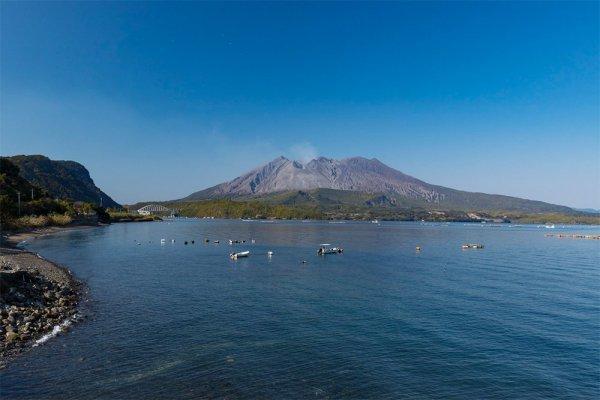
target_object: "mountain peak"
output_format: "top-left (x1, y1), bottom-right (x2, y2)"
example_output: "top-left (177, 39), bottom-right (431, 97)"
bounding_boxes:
top-left (182, 155), bottom-right (574, 213)
top-left (269, 155), bottom-right (289, 163)
top-left (185, 155), bottom-right (435, 199)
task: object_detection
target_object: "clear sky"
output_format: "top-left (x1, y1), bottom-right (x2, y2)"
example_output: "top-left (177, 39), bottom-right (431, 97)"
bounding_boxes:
top-left (1, 1), bottom-right (598, 208)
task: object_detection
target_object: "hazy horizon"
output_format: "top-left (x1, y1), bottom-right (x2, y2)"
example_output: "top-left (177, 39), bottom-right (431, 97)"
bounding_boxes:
top-left (1, 2), bottom-right (598, 208)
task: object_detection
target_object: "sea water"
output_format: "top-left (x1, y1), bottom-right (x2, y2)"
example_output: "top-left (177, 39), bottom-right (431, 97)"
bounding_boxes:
top-left (1, 220), bottom-right (598, 399)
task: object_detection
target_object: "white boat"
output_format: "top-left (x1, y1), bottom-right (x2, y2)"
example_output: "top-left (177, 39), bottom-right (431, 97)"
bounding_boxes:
top-left (230, 251), bottom-right (250, 260)
top-left (545, 224), bottom-right (555, 229)
top-left (371, 219), bottom-right (379, 224)
top-left (462, 243), bottom-right (484, 249)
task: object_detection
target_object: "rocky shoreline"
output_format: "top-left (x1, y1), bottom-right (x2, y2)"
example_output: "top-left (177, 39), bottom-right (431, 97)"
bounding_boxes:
top-left (0, 228), bottom-right (90, 367)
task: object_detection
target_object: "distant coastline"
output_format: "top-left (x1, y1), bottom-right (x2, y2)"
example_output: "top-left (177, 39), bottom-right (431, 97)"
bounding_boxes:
top-left (127, 199), bottom-right (600, 225)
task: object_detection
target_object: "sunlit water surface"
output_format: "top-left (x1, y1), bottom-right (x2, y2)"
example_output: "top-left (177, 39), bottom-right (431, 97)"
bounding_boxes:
top-left (2, 220), bottom-right (599, 399)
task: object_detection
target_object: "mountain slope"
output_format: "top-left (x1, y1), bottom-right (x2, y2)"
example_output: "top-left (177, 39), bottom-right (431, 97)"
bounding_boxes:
top-left (7, 155), bottom-right (120, 208)
top-left (183, 156), bottom-right (573, 213)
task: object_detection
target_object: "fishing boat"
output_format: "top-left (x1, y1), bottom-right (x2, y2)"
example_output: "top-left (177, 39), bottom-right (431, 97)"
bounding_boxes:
top-left (317, 244), bottom-right (344, 255)
top-left (461, 243), bottom-right (484, 249)
top-left (230, 251), bottom-right (250, 260)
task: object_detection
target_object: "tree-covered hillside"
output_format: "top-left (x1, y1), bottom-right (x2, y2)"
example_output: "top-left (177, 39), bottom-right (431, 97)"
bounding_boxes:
top-left (7, 155), bottom-right (119, 208)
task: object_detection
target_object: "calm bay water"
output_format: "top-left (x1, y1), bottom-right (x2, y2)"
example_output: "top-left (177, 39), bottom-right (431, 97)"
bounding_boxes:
top-left (2, 220), bottom-right (599, 399)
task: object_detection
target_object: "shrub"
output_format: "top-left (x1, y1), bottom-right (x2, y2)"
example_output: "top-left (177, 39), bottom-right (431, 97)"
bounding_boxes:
top-left (15, 215), bottom-right (49, 228)
top-left (48, 213), bottom-right (72, 226)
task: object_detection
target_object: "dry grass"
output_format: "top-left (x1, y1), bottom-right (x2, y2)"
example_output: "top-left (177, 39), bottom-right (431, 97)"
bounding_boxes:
top-left (48, 213), bottom-right (73, 226)
top-left (14, 213), bottom-right (73, 229)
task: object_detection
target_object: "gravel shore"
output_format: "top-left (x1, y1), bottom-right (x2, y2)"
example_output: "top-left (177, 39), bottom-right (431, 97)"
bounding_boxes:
top-left (0, 227), bottom-right (90, 367)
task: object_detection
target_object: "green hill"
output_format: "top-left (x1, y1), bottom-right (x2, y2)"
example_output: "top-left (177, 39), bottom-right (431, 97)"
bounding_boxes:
top-left (6, 155), bottom-right (119, 208)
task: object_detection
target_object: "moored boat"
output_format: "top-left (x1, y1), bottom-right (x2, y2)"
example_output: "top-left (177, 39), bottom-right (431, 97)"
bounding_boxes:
top-left (230, 251), bottom-right (250, 260)
top-left (317, 244), bottom-right (344, 255)
top-left (461, 243), bottom-right (484, 249)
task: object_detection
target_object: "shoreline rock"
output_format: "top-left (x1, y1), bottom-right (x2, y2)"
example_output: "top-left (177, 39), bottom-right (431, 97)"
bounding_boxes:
top-left (0, 235), bottom-right (89, 367)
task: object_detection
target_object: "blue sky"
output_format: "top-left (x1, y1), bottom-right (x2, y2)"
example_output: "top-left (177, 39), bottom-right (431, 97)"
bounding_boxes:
top-left (1, 1), bottom-right (598, 207)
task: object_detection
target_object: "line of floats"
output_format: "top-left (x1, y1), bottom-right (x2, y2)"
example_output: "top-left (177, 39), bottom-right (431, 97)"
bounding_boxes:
top-left (545, 233), bottom-right (600, 240)
top-left (136, 237), bottom-right (487, 260)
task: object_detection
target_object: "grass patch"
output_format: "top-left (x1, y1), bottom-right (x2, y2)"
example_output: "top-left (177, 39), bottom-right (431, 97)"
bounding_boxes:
top-left (11, 213), bottom-right (73, 229)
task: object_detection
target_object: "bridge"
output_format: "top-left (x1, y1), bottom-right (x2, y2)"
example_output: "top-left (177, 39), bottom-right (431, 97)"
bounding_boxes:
top-left (137, 204), bottom-right (175, 216)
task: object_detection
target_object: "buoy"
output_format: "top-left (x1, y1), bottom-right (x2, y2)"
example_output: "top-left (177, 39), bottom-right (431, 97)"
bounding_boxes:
top-left (184, 241), bottom-right (188, 245)
top-left (191, 240), bottom-right (195, 244)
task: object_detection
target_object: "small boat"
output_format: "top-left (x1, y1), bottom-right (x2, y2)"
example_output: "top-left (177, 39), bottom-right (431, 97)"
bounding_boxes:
top-left (317, 244), bottom-right (344, 255)
top-left (415, 246), bottom-right (421, 251)
top-left (371, 219), bottom-right (379, 224)
top-left (545, 224), bottom-right (555, 229)
top-left (462, 243), bottom-right (484, 249)
top-left (267, 251), bottom-right (273, 256)
top-left (230, 251), bottom-right (250, 260)
top-left (214, 240), bottom-right (220, 244)
top-left (160, 238), bottom-right (166, 244)
top-left (229, 239), bottom-right (233, 245)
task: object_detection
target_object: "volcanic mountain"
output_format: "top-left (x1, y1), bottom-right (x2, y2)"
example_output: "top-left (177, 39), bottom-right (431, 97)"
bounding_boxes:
top-left (182, 156), bottom-right (573, 213)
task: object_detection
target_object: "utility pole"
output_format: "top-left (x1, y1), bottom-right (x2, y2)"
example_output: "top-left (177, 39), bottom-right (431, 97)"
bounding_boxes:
top-left (17, 191), bottom-right (21, 217)
top-left (31, 188), bottom-right (34, 200)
